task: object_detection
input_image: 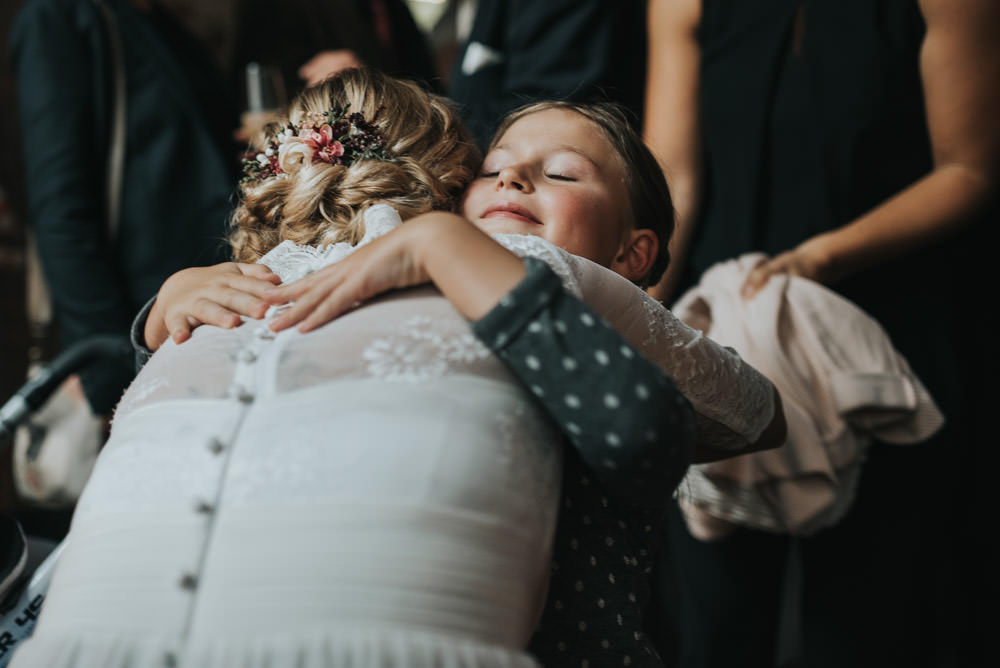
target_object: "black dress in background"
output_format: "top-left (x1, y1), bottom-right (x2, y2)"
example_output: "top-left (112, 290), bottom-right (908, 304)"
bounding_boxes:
top-left (663, 1), bottom-right (995, 666)
top-left (447, 0), bottom-right (648, 150)
top-left (9, 0), bottom-right (239, 414)
top-left (230, 0), bottom-right (439, 103)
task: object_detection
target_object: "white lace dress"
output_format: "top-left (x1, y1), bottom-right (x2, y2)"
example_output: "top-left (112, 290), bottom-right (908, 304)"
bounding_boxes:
top-left (11, 207), bottom-right (774, 668)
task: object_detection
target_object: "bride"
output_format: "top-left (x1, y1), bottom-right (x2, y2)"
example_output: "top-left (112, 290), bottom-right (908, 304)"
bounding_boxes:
top-left (10, 69), bottom-right (777, 667)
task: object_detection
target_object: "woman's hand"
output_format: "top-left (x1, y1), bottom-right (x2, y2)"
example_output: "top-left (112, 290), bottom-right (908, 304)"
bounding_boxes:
top-left (146, 262), bottom-right (281, 350)
top-left (740, 234), bottom-right (836, 299)
top-left (263, 212), bottom-right (527, 333)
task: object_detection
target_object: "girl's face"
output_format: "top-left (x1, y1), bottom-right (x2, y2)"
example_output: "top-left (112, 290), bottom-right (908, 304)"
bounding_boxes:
top-left (461, 108), bottom-right (632, 269)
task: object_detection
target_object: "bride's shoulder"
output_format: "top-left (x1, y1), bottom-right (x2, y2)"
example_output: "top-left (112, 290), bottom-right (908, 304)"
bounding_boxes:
top-left (259, 240), bottom-right (355, 284)
top-left (259, 206), bottom-right (403, 283)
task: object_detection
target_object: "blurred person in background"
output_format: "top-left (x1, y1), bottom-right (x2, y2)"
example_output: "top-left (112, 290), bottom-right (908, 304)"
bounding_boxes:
top-left (8, 0), bottom-right (240, 420)
top-left (644, 0), bottom-right (1000, 666)
top-left (231, 0), bottom-right (439, 101)
top-left (447, 0), bottom-right (647, 149)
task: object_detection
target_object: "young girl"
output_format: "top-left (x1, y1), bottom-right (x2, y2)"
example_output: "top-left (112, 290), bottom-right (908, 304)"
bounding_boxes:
top-left (140, 95), bottom-right (784, 665)
top-left (12, 70), bottom-right (780, 667)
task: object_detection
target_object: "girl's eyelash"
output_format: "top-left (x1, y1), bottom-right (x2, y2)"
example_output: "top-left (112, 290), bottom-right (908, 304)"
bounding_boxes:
top-left (479, 170), bottom-right (575, 181)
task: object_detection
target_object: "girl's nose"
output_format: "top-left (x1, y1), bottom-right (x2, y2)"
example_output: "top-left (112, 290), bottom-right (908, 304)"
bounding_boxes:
top-left (495, 165), bottom-right (532, 193)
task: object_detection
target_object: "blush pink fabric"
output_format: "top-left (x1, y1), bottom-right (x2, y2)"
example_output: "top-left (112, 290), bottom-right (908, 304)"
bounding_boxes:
top-left (673, 254), bottom-right (944, 538)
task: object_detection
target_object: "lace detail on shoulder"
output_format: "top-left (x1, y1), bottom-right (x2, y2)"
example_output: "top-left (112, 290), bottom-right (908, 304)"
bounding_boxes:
top-left (357, 202), bottom-right (404, 241)
top-left (259, 240), bottom-right (351, 284)
top-left (260, 204), bottom-right (403, 283)
top-left (491, 234), bottom-right (584, 298)
top-left (362, 315), bottom-right (492, 382)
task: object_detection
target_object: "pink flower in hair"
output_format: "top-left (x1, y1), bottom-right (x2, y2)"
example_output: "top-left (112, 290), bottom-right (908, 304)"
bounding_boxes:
top-left (300, 126), bottom-right (327, 149)
top-left (302, 124), bottom-right (346, 164)
top-left (315, 140), bottom-right (345, 164)
top-left (241, 104), bottom-right (391, 182)
top-left (319, 123), bottom-right (335, 144)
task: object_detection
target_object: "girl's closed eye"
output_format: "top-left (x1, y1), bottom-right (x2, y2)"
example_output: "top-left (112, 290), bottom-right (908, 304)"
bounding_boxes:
top-left (544, 154), bottom-right (593, 182)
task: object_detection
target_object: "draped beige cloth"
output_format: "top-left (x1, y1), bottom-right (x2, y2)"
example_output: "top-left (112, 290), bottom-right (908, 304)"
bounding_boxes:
top-left (673, 254), bottom-right (944, 538)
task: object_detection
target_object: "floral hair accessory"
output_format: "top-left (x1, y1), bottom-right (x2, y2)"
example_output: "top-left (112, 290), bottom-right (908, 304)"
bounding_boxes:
top-left (241, 104), bottom-right (392, 182)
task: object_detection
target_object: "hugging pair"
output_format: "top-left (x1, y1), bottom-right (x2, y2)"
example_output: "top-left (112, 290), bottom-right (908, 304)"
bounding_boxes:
top-left (11, 69), bottom-right (781, 668)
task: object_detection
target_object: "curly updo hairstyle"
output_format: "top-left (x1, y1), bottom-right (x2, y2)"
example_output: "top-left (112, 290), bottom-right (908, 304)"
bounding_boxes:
top-left (230, 68), bottom-right (481, 262)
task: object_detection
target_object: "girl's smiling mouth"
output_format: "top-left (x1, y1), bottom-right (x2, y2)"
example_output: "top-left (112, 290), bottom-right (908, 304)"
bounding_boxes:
top-left (481, 202), bottom-right (542, 225)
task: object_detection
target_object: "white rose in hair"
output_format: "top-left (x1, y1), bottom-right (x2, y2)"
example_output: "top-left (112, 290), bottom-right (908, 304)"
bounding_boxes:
top-left (278, 137), bottom-right (314, 175)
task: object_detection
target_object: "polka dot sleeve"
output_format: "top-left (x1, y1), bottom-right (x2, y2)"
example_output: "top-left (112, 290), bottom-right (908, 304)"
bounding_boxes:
top-left (130, 295), bottom-right (157, 370)
top-left (472, 257), bottom-right (696, 515)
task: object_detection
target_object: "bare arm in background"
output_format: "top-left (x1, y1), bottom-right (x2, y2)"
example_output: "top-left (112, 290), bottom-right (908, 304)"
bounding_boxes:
top-left (643, 0), bottom-right (703, 303)
top-left (741, 0), bottom-right (1000, 296)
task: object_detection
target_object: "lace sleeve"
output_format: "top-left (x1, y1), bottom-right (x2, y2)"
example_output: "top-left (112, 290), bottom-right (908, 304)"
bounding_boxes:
top-left (494, 235), bottom-right (775, 452)
top-left (490, 233), bottom-right (585, 298)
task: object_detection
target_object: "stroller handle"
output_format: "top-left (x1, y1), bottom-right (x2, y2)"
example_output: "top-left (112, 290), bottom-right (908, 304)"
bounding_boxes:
top-left (0, 335), bottom-right (133, 442)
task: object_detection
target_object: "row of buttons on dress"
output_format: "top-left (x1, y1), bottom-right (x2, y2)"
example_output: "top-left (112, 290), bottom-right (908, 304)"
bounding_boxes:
top-left (164, 322), bottom-right (279, 667)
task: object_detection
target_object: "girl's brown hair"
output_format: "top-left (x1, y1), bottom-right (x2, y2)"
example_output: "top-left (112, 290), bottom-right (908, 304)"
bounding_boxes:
top-left (230, 68), bottom-right (481, 262)
top-left (491, 102), bottom-right (675, 287)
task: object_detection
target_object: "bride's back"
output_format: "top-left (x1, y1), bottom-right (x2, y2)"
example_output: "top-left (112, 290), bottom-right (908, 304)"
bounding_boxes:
top-left (10, 69), bottom-right (561, 668)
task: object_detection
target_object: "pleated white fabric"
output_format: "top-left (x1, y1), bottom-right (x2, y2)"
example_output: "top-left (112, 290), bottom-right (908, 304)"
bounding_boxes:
top-left (14, 377), bottom-right (560, 667)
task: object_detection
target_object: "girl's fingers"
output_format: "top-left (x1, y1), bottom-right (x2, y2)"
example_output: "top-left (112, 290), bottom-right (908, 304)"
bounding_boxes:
top-left (261, 286), bottom-right (293, 304)
top-left (171, 328), bottom-right (192, 344)
top-left (262, 276), bottom-right (313, 304)
top-left (164, 312), bottom-right (192, 344)
top-left (236, 262), bottom-right (282, 284)
top-left (272, 276), bottom-right (356, 333)
top-left (191, 298), bottom-right (242, 329)
top-left (231, 274), bottom-right (285, 298)
top-left (268, 281), bottom-right (330, 331)
top-left (298, 275), bottom-right (371, 332)
top-left (297, 295), bottom-right (345, 333)
top-left (214, 285), bottom-right (270, 319)
top-left (261, 289), bottom-right (287, 305)
top-left (263, 263), bottom-right (340, 304)
top-left (264, 260), bottom-right (378, 331)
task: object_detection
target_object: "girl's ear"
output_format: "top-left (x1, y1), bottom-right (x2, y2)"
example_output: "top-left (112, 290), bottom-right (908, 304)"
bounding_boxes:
top-left (611, 229), bottom-right (659, 283)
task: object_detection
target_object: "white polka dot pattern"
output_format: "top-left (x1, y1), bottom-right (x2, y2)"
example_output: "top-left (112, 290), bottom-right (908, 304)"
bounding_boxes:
top-left (467, 256), bottom-right (696, 666)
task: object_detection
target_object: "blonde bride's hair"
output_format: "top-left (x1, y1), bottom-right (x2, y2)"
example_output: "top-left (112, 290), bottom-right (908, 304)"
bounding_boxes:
top-left (229, 68), bottom-right (481, 262)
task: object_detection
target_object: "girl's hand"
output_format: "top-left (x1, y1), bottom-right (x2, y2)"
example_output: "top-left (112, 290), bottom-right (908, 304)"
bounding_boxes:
top-left (262, 212), bottom-right (526, 333)
top-left (146, 262), bottom-right (281, 349)
top-left (741, 234), bottom-right (836, 299)
top-left (263, 223), bottom-right (431, 333)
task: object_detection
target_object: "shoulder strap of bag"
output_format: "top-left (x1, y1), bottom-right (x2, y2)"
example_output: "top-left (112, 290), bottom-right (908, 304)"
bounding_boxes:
top-left (92, 0), bottom-right (126, 242)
